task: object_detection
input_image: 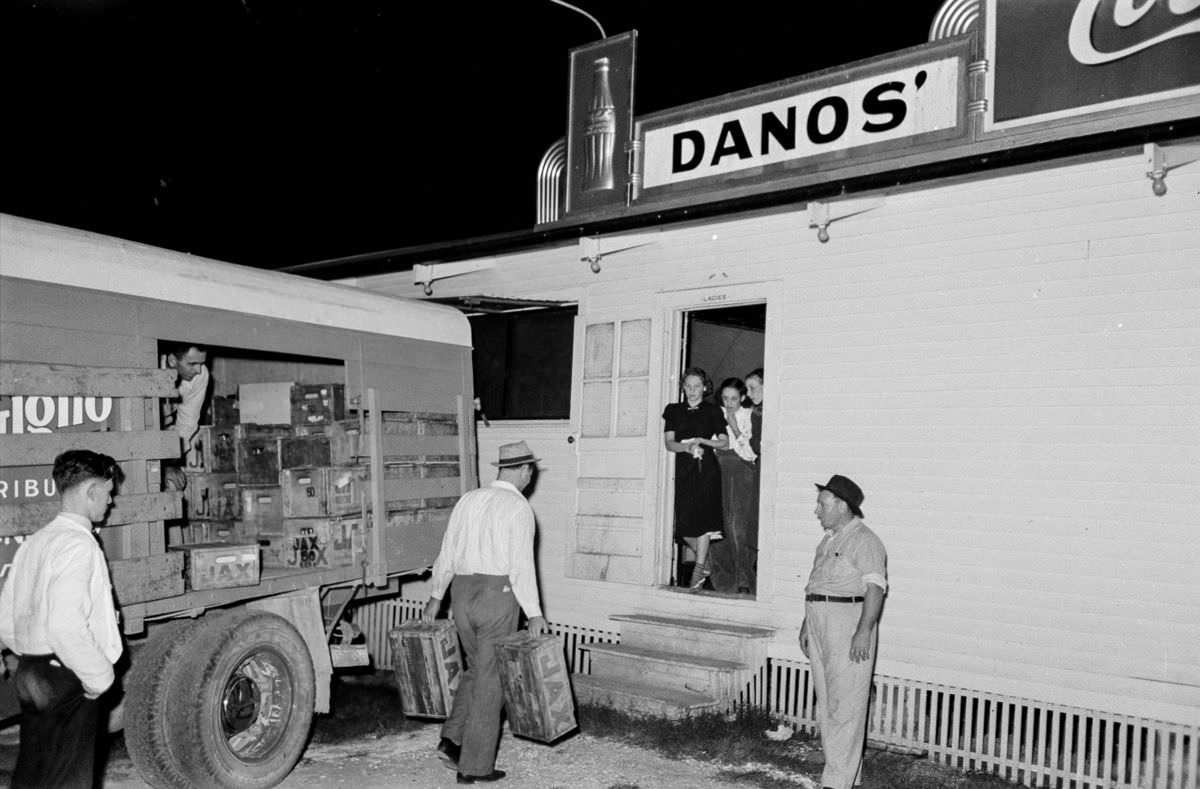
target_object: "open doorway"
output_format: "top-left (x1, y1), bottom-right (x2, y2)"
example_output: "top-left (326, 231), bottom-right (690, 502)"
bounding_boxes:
top-left (667, 303), bottom-right (765, 598)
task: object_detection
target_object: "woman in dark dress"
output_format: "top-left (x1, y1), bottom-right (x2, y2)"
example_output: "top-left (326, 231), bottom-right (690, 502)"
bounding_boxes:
top-left (663, 367), bottom-right (728, 590)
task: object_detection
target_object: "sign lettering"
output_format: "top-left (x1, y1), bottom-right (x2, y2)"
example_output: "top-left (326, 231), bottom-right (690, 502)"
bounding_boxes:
top-left (643, 58), bottom-right (959, 189)
top-left (0, 395), bottom-right (114, 434)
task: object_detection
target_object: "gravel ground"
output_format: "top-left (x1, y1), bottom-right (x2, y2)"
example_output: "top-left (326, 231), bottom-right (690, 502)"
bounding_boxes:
top-left (1, 720), bottom-right (819, 789)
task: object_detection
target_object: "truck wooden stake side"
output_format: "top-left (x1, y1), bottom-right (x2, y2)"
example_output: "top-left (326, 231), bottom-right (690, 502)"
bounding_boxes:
top-left (0, 214), bottom-right (477, 788)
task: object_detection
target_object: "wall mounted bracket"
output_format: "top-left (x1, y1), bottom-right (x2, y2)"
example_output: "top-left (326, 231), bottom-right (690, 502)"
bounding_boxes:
top-left (412, 259), bottom-right (496, 296)
top-left (1145, 142), bottom-right (1200, 197)
top-left (807, 197), bottom-right (887, 243)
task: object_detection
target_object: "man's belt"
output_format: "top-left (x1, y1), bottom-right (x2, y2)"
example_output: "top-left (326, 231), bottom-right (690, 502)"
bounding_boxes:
top-left (805, 594), bottom-right (863, 603)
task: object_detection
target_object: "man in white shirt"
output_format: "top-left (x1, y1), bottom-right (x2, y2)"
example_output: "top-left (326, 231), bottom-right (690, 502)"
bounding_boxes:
top-left (0, 450), bottom-right (125, 789)
top-left (422, 441), bottom-right (548, 785)
top-left (162, 342), bottom-right (209, 489)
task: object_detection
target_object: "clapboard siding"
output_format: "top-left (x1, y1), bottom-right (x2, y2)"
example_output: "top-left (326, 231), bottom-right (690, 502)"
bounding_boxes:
top-left (350, 149), bottom-right (1200, 724)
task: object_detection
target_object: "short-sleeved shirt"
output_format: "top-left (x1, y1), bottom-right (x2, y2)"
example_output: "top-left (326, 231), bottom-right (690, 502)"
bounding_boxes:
top-left (804, 518), bottom-right (887, 596)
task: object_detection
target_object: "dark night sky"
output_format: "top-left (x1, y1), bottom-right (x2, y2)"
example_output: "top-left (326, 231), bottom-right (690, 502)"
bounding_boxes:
top-left (2, 0), bottom-right (948, 268)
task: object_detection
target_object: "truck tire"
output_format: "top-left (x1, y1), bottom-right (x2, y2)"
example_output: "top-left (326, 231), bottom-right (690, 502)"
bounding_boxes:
top-left (124, 619), bottom-right (206, 789)
top-left (173, 609), bottom-right (316, 789)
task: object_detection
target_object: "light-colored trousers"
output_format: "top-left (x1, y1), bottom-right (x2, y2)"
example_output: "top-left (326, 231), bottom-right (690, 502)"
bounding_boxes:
top-left (806, 600), bottom-right (877, 789)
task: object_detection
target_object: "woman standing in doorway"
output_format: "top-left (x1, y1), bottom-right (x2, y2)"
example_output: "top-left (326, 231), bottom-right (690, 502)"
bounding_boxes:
top-left (663, 367), bottom-right (728, 590)
top-left (712, 377), bottom-right (759, 595)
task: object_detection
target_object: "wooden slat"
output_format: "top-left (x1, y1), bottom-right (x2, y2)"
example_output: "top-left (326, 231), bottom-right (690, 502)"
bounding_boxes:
top-left (375, 434), bottom-right (460, 458)
top-left (0, 362), bottom-right (176, 397)
top-left (0, 491), bottom-right (182, 535)
top-left (379, 475), bottom-right (461, 503)
top-left (0, 430), bottom-right (180, 466)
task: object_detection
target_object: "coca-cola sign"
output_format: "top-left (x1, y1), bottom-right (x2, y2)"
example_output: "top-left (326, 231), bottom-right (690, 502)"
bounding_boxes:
top-left (986, 0), bottom-right (1200, 129)
top-left (565, 32), bottom-right (637, 215)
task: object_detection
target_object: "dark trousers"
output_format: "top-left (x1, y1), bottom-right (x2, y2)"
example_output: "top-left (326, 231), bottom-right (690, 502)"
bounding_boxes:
top-left (12, 654), bottom-right (99, 789)
top-left (442, 574), bottom-right (519, 777)
top-left (710, 451), bottom-right (759, 593)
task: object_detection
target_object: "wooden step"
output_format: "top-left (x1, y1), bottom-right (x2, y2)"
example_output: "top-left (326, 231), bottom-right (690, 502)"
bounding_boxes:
top-left (572, 673), bottom-right (723, 720)
top-left (610, 614), bottom-right (775, 664)
top-left (583, 643), bottom-right (745, 699)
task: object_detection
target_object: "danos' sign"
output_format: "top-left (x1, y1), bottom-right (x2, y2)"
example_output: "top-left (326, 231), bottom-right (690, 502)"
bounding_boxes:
top-left (987, 0), bottom-right (1200, 129)
top-left (0, 395), bottom-right (115, 434)
top-left (642, 57), bottom-right (961, 189)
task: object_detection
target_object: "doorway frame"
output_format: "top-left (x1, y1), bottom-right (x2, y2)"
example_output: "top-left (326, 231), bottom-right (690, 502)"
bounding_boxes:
top-left (654, 279), bottom-right (782, 600)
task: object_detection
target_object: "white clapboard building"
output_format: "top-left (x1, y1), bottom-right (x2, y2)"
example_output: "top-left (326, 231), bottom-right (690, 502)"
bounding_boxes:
top-left (314, 3), bottom-right (1200, 786)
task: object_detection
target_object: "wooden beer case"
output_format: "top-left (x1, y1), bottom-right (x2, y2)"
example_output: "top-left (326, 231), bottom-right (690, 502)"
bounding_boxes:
top-left (169, 542), bottom-right (260, 591)
top-left (495, 632), bottom-right (577, 743)
top-left (388, 620), bottom-right (461, 719)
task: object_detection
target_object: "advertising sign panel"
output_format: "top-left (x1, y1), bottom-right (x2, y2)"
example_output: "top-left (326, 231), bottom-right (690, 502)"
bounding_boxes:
top-left (565, 31), bottom-right (637, 215)
top-left (642, 56), bottom-right (963, 190)
top-left (986, 0), bottom-right (1200, 130)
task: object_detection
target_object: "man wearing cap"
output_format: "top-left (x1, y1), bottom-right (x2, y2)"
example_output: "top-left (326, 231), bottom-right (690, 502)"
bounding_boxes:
top-left (800, 475), bottom-right (888, 789)
top-left (422, 441), bottom-right (549, 785)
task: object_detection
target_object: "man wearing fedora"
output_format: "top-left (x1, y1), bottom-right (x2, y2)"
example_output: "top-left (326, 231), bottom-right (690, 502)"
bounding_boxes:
top-left (800, 474), bottom-right (888, 789)
top-left (422, 440), bottom-right (549, 784)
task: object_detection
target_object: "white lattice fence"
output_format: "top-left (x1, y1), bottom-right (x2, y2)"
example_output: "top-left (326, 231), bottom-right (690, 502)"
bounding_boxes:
top-left (769, 657), bottom-right (1199, 789)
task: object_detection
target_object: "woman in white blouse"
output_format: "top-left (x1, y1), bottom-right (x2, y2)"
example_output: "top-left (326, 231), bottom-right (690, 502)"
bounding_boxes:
top-left (710, 377), bottom-right (760, 595)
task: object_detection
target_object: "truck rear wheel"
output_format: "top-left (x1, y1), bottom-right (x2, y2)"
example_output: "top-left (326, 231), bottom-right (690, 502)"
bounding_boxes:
top-left (173, 610), bottom-right (316, 789)
top-left (124, 619), bottom-right (205, 789)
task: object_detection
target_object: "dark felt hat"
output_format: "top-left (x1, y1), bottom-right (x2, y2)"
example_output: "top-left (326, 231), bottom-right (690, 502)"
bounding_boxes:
top-left (491, 440), bottom-right (541, 468)
top-left (815, 474), bottom-right (864, 517)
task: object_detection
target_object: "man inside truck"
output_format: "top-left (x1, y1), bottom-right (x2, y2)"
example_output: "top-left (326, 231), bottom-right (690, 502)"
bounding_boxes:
top-left (162, 341), bottom-right (210, 490)
top-left (0, 450), bottom-right (124, 789)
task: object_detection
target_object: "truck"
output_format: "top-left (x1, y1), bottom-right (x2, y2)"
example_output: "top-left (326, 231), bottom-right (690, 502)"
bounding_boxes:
top-left (0, 214), bottom-right (477, 788)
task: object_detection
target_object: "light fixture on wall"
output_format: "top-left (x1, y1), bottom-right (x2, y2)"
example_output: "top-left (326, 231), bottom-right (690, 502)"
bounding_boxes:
top-left (579, 236), bottom-right (654, 273)
top-left (807, 197), bottom-right (886, 243)
top-left (412, 259), bottom-right (496, 296)
top-left (1145, 142), bottom-right (1200, 197)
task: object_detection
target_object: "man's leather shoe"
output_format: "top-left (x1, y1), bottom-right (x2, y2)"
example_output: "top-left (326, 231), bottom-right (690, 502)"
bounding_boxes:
top-left (436, 737), bottom-right (460, 769)
top-left (457, 770), bottom-right (506, 784)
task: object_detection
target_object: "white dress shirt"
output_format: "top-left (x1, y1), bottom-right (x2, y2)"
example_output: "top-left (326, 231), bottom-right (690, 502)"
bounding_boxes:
top-left (0, 512), bottom-right (123, 695)
top-left (174, 364), bottom-right (209, 448)
top-left (428, 480), bottom-right (543, 618)
top-left (723, 405), bottom-right (758, 462)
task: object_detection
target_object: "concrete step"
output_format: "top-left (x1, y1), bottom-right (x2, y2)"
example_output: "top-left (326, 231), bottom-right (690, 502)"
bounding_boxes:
top-left (610, 613), bottom-right (775, 664)
top-left (584, 643), bottom-right (746, 699)
top-left (572, 673), bottom-right (723, 720)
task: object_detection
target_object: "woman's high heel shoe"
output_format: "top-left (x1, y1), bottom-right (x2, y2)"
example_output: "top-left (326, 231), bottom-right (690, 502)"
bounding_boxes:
top-left (688, 562), bottom-right (711, 592)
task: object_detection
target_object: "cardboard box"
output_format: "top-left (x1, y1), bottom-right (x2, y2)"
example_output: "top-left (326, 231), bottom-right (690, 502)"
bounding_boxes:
top-left (170, 542), bottom-right (260, 590)
top-left (182, 472), bottom-right (241, 520)
top-left (291, 384), bottom-right (345, 426)
top-left (388, 621), bottom-right (462, 719)
top-left (235, 424), bottom-right (292, 484)
top-left (259, 517), bottom-right (358, 569)
top-left (279, 434), bottom-right (332, 470)
top-left (238, 382), bottom-right (294, 425)
top-left (240, 485), bottom-right (283, 533)
top-left (496, 632), bottom-right (577, 743)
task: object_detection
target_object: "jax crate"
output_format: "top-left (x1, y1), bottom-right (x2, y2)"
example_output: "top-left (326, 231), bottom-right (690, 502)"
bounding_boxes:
top-left (235, 424), bottom-right (292, 484)
top-left (259, 517), bottom-right (358, 570)
top-left (169, 542), bottom-right (260, 591)
top-left (240, 485), bottom-right (283, 534)
top-left (279, 434), bottom-right (332, 470)
top-left (388, 620), bottom-right (462, 719)
top-left (182, 471), bottom-right (241, 520)
top-left (193, 424), bottom-right (236, 473)
top-left (496, 632), bottom-right (577, 743)
top-left (291, 383), bottom-right (345, 427)
top-left (280, 467), bottom-right (328, 517)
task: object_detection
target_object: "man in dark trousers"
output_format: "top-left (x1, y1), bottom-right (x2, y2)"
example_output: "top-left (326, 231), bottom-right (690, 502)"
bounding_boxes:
top-left (799, 474), bottom-right (888, 789)
top-left (422, 441), bottom-right (548, 785)
top-left (0, 450), bottom-right (125, 788)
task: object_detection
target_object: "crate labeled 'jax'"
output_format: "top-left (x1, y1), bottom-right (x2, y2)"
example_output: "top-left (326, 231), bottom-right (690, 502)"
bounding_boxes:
top-left (388, 620), bottom-right (462, 719)
top-left (182, 471), bottom-right (241, 521)
top-left (169, 542), bottom-right (260, 591)
top-left (495, 632), bottom-right (577, 743)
